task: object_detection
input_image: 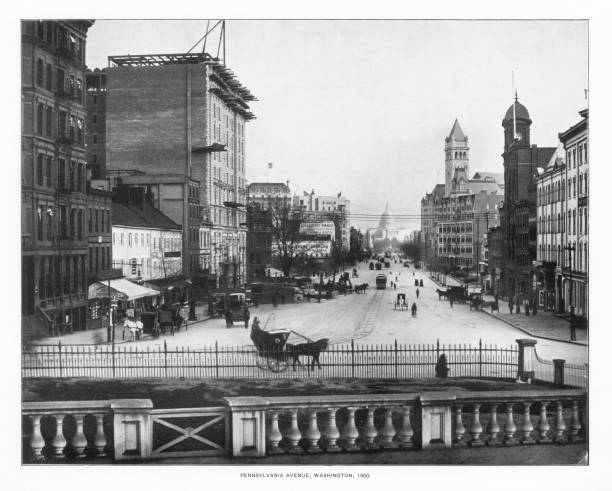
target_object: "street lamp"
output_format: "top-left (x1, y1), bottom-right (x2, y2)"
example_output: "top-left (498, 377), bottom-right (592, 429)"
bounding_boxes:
top-left (564, 244), bottom-right (576, 341)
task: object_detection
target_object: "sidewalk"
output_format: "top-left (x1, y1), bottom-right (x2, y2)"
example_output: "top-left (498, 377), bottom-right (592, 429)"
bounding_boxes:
top-left (426, 273), bottom-right (588, 347)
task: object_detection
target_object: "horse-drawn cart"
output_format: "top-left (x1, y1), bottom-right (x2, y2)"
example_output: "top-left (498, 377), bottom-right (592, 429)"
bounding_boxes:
top-left (250, 315), bottom-right (329, 372)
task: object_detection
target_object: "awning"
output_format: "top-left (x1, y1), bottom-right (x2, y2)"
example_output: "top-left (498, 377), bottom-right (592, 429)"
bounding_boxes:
top-left (88, 278), bottom-right (160, 301)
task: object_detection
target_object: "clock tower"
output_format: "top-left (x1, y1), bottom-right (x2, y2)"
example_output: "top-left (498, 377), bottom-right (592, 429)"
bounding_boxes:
top-left (444, 119), bottom-right (470, 197)
top-left (502, 95), bottom-right (532, 150)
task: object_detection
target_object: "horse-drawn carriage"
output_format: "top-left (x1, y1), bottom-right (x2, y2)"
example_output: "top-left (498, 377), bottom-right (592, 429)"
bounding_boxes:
top-left (250, 316), bottom-right (329, 372)
top-left (394, 293), bottom-right (407, 310)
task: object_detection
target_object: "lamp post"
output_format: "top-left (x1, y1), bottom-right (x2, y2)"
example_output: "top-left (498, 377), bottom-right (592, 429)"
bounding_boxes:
top-left (564, 244), bottom-right (576, 341)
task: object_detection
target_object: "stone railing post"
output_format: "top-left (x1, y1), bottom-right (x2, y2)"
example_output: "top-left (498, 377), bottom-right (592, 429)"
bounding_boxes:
top-left (223, 397), bottom-right (268, 457)
top-left (419, 394), bottom-right (455, 449)
top-left (110, 399), bottom-right (153, 461)
top-left (553, 359), bottom-right (566, 386)
top-left (516, 339), bottom-right (537, 382)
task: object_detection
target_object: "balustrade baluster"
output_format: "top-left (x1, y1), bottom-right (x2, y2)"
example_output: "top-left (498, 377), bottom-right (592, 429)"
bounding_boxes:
top-left (486, 404), bottom-right (501, 446)
top-left (569, 400), bottom-right (582, 442)
top-left (537, 402), bottom-right (552, 443)
top-left (519, 402), bottom-right (535, 445)
top-left (553, 401), bottom-right (567, 444)
top-left (305, 409), bottom-right (322, 453)
top-left (341, 407), bottom-right (360, 452)
top-left (51, 414), bottom-right (67, 459)
top-left (503, 403), bottom-right (517, 446)
top-left (285, 409), bottom-right (303, 453)
top-left (468, 403), bottom-right (484, 446)
top-left (93, 413), bottom-right (107, 457)
top-left (453, 404), bottom-right (466, 446)
top-left (266, 411), bottom-right (283, 454)
top-left (379, 407), bottom-right (397, 449)
top-left (397, 406), bottom-right (414, 449)
top-left (29, 415), bottom-right (46, 461)
top-left (323, 408), bottom-right (341, 452)
top-left (362, 406), bottom-right (379, 450)
top-left (71, 414), bottom-right (88, 458)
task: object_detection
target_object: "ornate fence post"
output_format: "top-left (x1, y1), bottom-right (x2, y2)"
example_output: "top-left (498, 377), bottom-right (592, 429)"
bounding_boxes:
top-left (266, 411), bottom-right (283, 455)
top-left (324, 407), bottom-right (341, 452)
top-left (397, 406), bottom-right (414, 449)
top-left (553, 359), bottom-right (566, 386)
top-left (516, 339), bottom-right (537, 382)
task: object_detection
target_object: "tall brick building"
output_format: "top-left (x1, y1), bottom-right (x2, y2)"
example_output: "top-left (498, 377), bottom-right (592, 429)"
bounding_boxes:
top-left (21, 20), bottom-right (94, 335)
top-left (499, 97), bottom-right (556, 301)
top-left (103, 53), bottom-right (256, 289)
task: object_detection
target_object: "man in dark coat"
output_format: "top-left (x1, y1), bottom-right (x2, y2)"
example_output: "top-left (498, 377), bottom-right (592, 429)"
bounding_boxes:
top-left (244, 307), bottom-right (250, 329)
top-left (225, 309), bottom-right (233, 328)
top-left (416, 288), bottom-right (420, 299)
top-left (411, 302), bottom-right (417, 317)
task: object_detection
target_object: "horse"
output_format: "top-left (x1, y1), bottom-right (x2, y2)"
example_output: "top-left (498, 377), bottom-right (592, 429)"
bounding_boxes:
top-left (285, 338), bottom-right (330, 371)
top-left (436, 288), bottom-right (449, 300)
top-left (355, 283), bottom-right (369, 294)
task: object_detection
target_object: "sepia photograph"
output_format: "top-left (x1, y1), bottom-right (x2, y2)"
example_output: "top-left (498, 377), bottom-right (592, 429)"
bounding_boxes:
top-left (15, 9), bottom-right (601, 483)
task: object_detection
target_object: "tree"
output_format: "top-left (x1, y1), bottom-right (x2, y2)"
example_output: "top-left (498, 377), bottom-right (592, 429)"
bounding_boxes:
top-left (269, 205), bottom-right (305, 277)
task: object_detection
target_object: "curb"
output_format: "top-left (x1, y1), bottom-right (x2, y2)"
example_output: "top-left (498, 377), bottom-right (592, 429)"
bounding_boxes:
top-left (479, 309), bottom-right (588, 347)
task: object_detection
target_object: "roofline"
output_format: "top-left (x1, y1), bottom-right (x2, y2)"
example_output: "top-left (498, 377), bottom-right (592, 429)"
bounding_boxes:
top-left (112, 224), bottom-right (182, 232)
top-left (558, 118), bottom-right (587, 143)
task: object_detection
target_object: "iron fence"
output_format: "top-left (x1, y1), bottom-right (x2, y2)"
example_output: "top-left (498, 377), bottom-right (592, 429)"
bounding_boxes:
top-left (22, 339), bottom-right (519, 380)
top-left (533, 348), bottom-right (588, 388)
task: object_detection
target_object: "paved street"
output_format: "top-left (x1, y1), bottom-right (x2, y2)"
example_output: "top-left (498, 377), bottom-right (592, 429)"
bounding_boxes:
top-left (34, 262), bottom-right (587, 365)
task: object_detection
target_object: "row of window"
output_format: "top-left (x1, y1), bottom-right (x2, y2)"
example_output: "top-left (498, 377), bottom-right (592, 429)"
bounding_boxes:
top-left (112, 232), bottom-right (180, 251)
top-left (30, 21), bottom-right (85, 62)
top-left (35, 102), bottom-right (85, 145)
top-left (35, 155), bottom-right (85, 191)
top-left (35, 59), bottom-right (83, 102)
top-left (38, 255), bottom-right (86, 300)
top-left (89, 245), bottom-right (111, 276)
top-left (537, 173), bottom-right (589, 206)
top-left (566, 141), bottom-right (588, 169)
top-left (538, 242), bottom-right (588, 271)
top-left (538, 207), bottom-right (588, 237)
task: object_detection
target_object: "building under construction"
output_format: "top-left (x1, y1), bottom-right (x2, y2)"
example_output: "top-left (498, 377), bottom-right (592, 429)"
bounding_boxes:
top-left (103, 51), bottom-right (256, 293)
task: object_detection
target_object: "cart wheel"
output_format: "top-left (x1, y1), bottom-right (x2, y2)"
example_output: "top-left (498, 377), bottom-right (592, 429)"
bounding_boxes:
top-left (267, 357), bottom-right (289, 373)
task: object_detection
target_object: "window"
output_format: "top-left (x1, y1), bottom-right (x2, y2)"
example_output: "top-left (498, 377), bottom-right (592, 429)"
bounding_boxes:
top-left (128, 233), bottom-right (132, 246)
top-left (92, 114), bottom-right (97, 124)
top-left (36, 104), bottom-right (44, 135)
top-left (92, 134), bottom-right (98, 145)
top-left (46, 156), bottom-right (52, 187)
top-left (36, 59), bottom-right (43, 86)
top-left (45, 63), bottom-right (52, 91)
top-left (56, 68), bottom-right (64, 94)
top-left (92, 153), bottom-right (98, 164)
top-left (92, 94), bottom-right (97, 105)
top-left (45, 106), bottom-right (53, 137)
top-left (120, 233), bottom-right (124, 245)
top-left (106, 211), bottom-right (110, 233)
top-left (36, 205), bottom-right (43, 240)
top-left (36, 154), bottom-right (44, 186)
top-left (78, 210), bottom-right (83, 240)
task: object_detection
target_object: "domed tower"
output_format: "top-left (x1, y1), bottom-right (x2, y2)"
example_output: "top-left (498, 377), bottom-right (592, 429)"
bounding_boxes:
top-left (502, 94), bottom-right (532, 150)
top-left (378, 203), bottom-right (392, 230)
top-left (444, 119), bottom-right (470, 197)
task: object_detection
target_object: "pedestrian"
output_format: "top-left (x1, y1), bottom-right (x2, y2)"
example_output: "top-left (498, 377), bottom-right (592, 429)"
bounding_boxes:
top-left (450, 296), bottom-right (454, 308)
top-left (395, 276), bottom-right (398, 283)
top-left (411, 302), bottom-right (417, 317)
top-left (244, 306), bottom-right (250, 330)
top-left (393, 282), bottom-right (397, 291)
top-left (508, 298), bottom-right (514, 314)
top-left (272, 293), bottom-right (278, 308)
top-left (416, 288), bottom-right (420, 299)
top-left (224, 309), bottom-right (232, 328)
top-left (524, 300), bottom-right (530, 316)
top-left (252, 316), bottom-right (260, 331)
top-left (516, 300), bottom-right (521, 314)
top-left (420, 279), bottom-right (424, 287)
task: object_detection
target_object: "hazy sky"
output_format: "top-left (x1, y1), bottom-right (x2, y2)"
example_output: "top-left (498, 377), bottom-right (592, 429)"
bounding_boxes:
top-left (86, 20), bottom-right (587, 231)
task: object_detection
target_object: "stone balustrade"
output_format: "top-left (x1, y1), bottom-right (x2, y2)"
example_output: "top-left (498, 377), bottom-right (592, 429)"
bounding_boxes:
top-left (22, 401), bottom-right (112, 462)
top-left (22, 399), bottom-right (153, 462)
top-left (224, 388), bottom-right (586, 457)
top-left (22, 388), bottom-right (586, 463)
